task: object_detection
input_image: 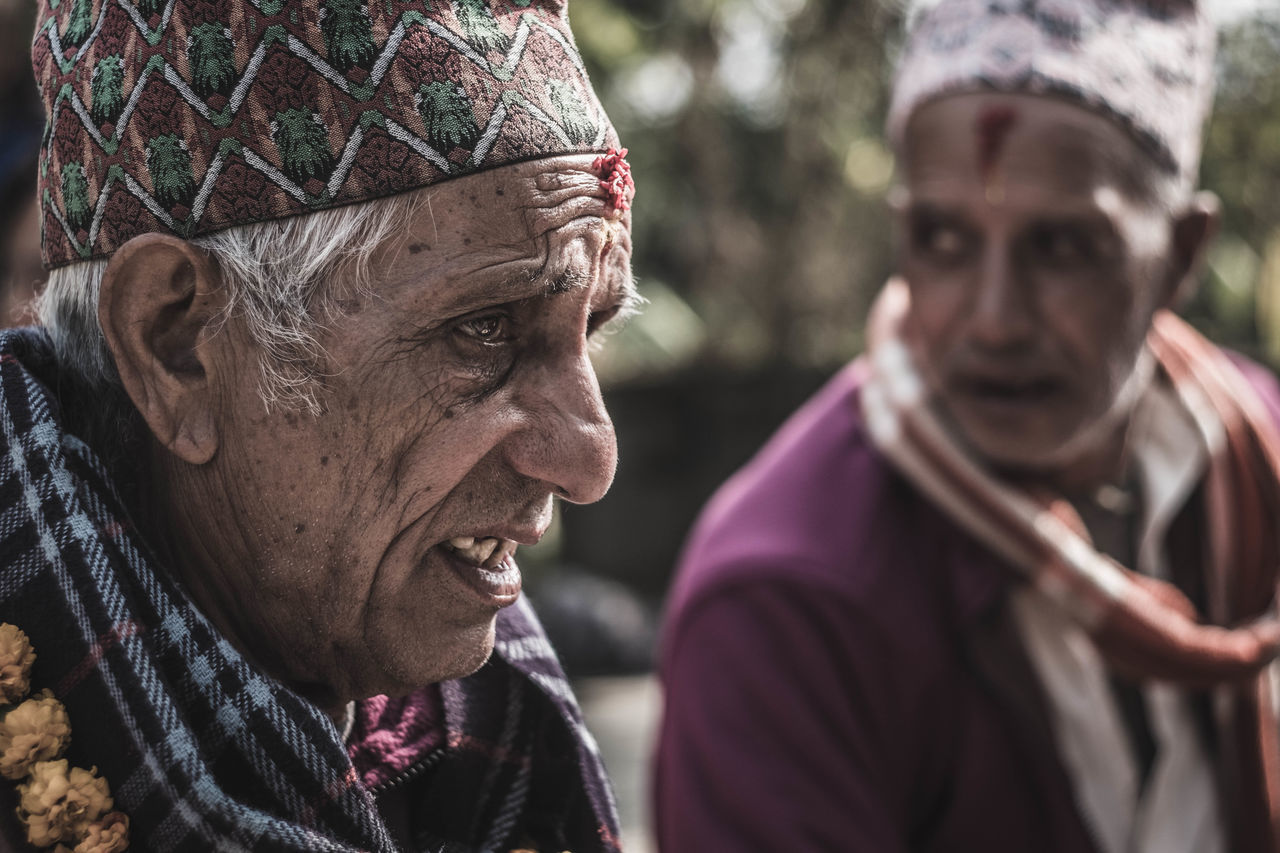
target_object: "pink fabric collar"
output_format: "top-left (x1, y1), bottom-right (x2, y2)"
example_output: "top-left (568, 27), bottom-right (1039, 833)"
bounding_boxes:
top-left (347, 685), bottom-right (447, 790)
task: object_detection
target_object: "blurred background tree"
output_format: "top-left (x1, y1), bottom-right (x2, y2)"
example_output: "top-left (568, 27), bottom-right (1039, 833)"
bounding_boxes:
top-left (577, 0), bottom-right (902, 382)
top-left (1199, 7), bottom-right (1280, 357)
top-left (538, 0), bottom-right (1280, 617)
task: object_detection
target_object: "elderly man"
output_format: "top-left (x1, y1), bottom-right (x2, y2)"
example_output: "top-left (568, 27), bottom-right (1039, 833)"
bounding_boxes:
top-left (0, 1), bottom-right (634, 851)
top-left (657, 1), bottom-right (1280, 851)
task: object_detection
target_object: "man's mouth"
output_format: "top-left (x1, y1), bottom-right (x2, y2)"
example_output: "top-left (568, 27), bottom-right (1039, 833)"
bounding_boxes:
top-left (441, 536), bottom-right (519, 570)
top-left (953, 374), bottom-right (1064, 403)
top-left (437, 536), bottom-right (523, 604)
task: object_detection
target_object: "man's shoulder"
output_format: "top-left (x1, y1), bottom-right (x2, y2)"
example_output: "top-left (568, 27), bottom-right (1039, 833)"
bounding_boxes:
top-left (666, 361), bottom-right (942, 623)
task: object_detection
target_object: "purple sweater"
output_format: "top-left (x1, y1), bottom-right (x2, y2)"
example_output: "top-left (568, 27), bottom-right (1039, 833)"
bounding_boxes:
top-left (655, 359), bottom-right (1280, 853)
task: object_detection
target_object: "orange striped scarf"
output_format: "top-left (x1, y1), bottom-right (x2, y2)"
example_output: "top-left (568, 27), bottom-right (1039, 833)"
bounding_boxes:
top-left (861, 278), bottom-right (1280, 851)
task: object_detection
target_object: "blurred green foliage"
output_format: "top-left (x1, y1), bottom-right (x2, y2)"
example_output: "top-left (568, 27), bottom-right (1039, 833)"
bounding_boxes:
top-left (572, 0), bottom-right (1280, 380)
top-left (1199, 12), bottom-right (1280, 360)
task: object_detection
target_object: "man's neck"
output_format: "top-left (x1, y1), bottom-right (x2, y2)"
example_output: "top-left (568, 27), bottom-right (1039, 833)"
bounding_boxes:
top-left (997, 414), bottom-right (1136, 498)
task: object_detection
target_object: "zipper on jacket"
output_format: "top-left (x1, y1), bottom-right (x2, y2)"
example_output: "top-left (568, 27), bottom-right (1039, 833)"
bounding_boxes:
top-left (368, 746), bottom-right (449, 796)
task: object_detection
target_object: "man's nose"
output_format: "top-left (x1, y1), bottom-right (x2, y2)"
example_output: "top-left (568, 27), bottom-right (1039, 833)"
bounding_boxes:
top-left (967, 243), bottom-right (1035, 350)
top-left (504, 351), bottom-right (618, 505)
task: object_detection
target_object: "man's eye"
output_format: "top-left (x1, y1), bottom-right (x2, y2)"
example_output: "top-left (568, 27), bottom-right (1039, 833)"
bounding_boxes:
top-left (458, 314), bottom-right (513, 344)
top-left (1027, 224), bottom-right (1095, 266)
top-left (929, 227), bottom-right (964, 254)
top-left (912, 218), bottom-right (972, 259)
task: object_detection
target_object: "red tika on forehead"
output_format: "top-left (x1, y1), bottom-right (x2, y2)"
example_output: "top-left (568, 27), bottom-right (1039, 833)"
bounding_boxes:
top-left (593, 147), bottom-right (634, 214)
top-left (976, 106), bottom-right (1018, 181)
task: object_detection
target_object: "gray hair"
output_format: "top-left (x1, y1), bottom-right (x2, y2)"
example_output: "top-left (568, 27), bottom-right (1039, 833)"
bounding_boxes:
top-left (38, 191), bottom-right (423, 419)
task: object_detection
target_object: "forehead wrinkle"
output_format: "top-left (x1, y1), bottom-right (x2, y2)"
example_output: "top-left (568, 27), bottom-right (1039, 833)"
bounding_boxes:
top-left (520, 200), bottom-right (616, 243)
top-left (383, 208), bottom-right (631, 331)
top-left (531, 166), bottom-right (604, 198)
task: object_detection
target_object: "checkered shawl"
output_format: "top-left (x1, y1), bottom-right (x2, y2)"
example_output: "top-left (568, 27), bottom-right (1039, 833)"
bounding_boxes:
top-left (0, 327), bottom-right (621, 852)
top-left (861, 278), bottom-right (1280, 850)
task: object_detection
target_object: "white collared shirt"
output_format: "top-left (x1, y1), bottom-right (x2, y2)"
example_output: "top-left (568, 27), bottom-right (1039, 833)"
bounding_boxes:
top-left (1011, 380), bottom-right (1225, 853)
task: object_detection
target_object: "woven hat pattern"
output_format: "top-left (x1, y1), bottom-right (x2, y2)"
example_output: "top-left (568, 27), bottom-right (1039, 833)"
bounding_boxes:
top-left (888, 0), bottom-right (1215, 184)
top-left (32, 0), bottom-right (618, 269)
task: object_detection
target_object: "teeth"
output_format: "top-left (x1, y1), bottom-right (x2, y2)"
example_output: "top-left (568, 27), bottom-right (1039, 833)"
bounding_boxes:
top-left (474, 538), bottom-right (500, 564)
top-left (483, 539), bottom-right (518, 570)
top-left (444, 536), bottom-right (514, 567)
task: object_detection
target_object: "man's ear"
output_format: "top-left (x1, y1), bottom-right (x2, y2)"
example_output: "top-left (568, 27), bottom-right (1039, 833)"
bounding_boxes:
top-left (98, 233), bottom-right (226, 465)
top-left (1165, 190), bottom-right (1221, 309)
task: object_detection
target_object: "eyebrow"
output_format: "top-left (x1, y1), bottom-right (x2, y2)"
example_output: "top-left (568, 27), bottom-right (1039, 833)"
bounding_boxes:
top-left (424, 264), bottom-right (632, 326)
top-left (902, 192), bottom-right (1118, 224)
top-left (426, 267), bottom-right (572, 314)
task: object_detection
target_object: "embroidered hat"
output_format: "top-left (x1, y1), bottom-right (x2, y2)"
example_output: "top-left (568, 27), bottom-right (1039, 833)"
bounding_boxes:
top-left (31, 0), bottom-right (622, 269)
top-left (888, 0), bottom-right (1215, 187)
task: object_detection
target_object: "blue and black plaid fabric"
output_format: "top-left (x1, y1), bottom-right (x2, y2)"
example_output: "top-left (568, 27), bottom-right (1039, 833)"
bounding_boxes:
top-left (0, 328), bottom-right (620, 852)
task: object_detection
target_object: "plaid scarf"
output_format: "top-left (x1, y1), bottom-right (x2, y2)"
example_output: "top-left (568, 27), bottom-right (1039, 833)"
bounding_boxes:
top-left (860, 278), bottom-right (1280, 852)
top-left (0, 327), bottom-right (620, 852)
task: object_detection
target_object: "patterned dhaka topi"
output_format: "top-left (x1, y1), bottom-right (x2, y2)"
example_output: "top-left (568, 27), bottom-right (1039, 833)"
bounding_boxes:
top-left (31, 0), bottom-right (628, 269)
top-left (888, 0), bottom-right (1215, 186)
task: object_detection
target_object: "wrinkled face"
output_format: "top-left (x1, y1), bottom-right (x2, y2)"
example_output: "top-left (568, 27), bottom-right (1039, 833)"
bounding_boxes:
top-left (200, 156), bottom-right (633, 705)
top-left (896, 93), bottom-right (1177, 470)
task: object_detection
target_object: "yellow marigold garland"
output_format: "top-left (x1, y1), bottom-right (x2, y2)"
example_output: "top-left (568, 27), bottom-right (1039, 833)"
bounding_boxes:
top-left (1, 691), bottom-right (72, 780)
top-left (0, 624), bottom-right (129, 851)
top-left (0, 623), bottom-right (569, 851)
top-left (0, 624), bottom-right (36, 704)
